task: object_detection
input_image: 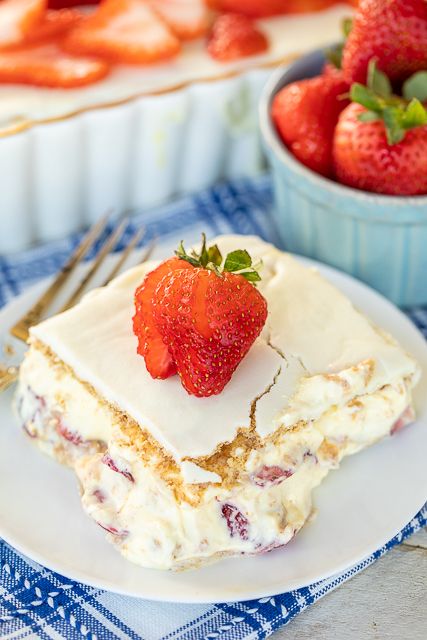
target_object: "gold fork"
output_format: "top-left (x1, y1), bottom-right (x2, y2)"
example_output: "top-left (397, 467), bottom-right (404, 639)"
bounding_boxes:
top-left (0, 219), bottom-right (151, 393)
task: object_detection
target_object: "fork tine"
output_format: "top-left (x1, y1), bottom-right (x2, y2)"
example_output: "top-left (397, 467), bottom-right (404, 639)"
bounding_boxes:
top-left (139, 237), bottom-right (157, 264)
top-left (100, 227), bottom-right (145, 288)
top-left (0, 365), bottom-right (19, 392)
top-left (10, 212), bottom-right (111, 343)
top-left (60, 218), bottom-right (129, 313)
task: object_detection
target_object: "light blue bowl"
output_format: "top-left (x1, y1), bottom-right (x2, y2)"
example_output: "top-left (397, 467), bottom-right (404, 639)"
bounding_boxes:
top-left (259, 49), bottom-right (427, 308)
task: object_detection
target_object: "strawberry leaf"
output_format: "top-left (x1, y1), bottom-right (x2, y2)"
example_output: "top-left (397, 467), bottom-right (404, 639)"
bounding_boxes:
top-left (176, 236), bottom-right (262, 284)
top-left (239, 271), bottom-right (261, 283)
top-left (382, 107), bottom-right (405, 145)
top-left (350, 63), bottom-right (427, 146)
top-left (367, 60), bottom-right (392, 98)
top-left (207, 244), bottom-right (222, 267)
top-left (358, 110), bottom-right (381, 123)
top-left (401, 98), bottom-right (427, 129)
top-left (176, 241), bottom-right (200, 267)
top-left (350, 83), bottom-right (383, 112)
top-left (224, 250), bottom-right (252, 273)
top-left (199, 233), bottom-right (209, 267)
top-left (325, 43), bottom-right (343, 69)
top-left (342, 17), bottom-right (352, 38)
top-left (324, 17), bottom-right (352, 70)
top-left (403, 71), bottom-right (427, 103)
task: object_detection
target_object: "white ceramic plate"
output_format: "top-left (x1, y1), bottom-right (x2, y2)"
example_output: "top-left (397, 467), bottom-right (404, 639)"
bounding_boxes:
top-left (0, 257), bottom-right (426, 604)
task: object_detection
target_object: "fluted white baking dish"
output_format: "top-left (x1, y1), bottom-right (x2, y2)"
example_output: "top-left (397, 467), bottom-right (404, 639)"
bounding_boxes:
top-left (0, 4), bottom-right (349, 253)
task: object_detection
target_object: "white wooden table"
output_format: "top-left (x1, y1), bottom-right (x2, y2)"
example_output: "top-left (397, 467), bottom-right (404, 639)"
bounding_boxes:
top-left (272, 527), bottom-right (427, 639)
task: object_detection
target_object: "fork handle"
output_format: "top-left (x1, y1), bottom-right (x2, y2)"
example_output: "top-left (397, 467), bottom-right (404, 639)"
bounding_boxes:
top-left (0, 366), bottom-right (19, 392)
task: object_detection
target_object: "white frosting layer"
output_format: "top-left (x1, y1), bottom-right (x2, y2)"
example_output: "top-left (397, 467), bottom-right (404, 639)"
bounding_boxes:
top-left (31, 235), bottom-right (419, 462)
top-left (0, 5), bottom-right (349, 129)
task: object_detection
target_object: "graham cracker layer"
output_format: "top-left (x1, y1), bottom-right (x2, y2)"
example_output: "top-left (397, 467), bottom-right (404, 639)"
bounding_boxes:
top-left (29, 338), bottom-right (400, 505)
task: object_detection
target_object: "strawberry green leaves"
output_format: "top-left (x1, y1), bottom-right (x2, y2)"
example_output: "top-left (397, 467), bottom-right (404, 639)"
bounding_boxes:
top-left (176, 235), bottom-right (262, 283)
top-left (223, 249), bottom-right (251, 272)
top-left (325, 17), bottom-right (352, 70)
top-left (223, 249), bottom-right (261, 282)
top-left (350, 61), bottom-right (427, 145)
top-left (367, 61), bottom-right (391, 98)
top-left (176, 233), bottom-right (222, 269)
top-left (403, 71), bottom-right (427, 103)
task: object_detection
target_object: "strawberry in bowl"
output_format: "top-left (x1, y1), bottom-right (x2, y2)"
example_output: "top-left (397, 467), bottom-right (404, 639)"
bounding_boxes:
top-left (259, 0), bottom-right (427, 307)
top-left (333, 62), bottom-right (427, 196)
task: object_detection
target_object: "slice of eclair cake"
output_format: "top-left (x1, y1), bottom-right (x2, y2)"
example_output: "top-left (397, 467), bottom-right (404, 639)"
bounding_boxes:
top-left (16, 235), bottom-right (420, 570)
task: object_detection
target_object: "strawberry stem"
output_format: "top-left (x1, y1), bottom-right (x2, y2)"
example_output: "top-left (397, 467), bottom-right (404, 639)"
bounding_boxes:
top-left (176, 235), bottom-right (262, 283)
top-left (325, 17), bottom-right (352, 70)
top-left (350, 60), bottom-right (427, 145)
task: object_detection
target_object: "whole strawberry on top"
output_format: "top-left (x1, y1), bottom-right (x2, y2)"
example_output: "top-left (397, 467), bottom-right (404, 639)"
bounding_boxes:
top-left (333, 62), bottom-right (427, 195)
top-left (133, 236), bottom-right (268, 397)
top-left (342, 0), bottom-right (427, 84)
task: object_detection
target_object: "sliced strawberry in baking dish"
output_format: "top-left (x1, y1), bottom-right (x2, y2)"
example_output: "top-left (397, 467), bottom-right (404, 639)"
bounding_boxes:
top-left (63, 0), bottom-right (181, 64)
top-left (48, 0), bottom-right (97, 6)
top-left (0, 42), bottom-right (110, 87)
top-left (207, 0), bottom-right (348, 17)
top-left (206, 0), bottom-right (286, 17)
top-left (0, 0), bottom-right (47, 48)
top-left (207, 13), bottom-right (268, 62)
top-left (24, 8), bottom-right (83, 44)
top-left (149, 0), bottom-right (210, 40)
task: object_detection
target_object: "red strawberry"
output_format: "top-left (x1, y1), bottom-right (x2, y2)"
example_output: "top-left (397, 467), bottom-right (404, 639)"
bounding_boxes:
top-left (206, 0), bottom-right (345, 18)
top-left (333, 63), bottom-right (427, 195)
top-left (62, 0), bottom-right (180, 64)
top-left (134, 257), bottom-right (193, 379)
top-left (149, 0), bottom-right (210, 40)
top-left (133, 236), bottom-right (268, 397)
top-left (342, 0), bottom-right (427, 84)
top-left (207, 13), bottom-right (268, 62)
top-left (0, 42), bottom-right (110, 87)
top-left (0, 0), bottom-right (47, 48)
top-left (272, 72), bottom-right (349, 177)
top-left (333, 102), bottom-right (427, 195)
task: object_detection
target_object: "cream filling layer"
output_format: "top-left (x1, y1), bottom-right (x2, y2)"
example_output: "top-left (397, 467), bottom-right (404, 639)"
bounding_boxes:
top-left (29, 235), bottom-right (420, 464)
top-left (0, 5), bottom-right (350, 129)
top-left (73, 380), bottom-right (411, 570)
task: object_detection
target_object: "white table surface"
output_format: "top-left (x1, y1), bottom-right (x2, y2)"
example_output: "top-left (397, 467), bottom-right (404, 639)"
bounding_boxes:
top-left (272, 526), bottom-right (427, 639)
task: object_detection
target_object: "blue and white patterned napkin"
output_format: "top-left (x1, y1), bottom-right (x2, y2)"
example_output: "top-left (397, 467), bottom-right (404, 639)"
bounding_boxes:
top-left (1, 175), bottom-right (426, 640)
